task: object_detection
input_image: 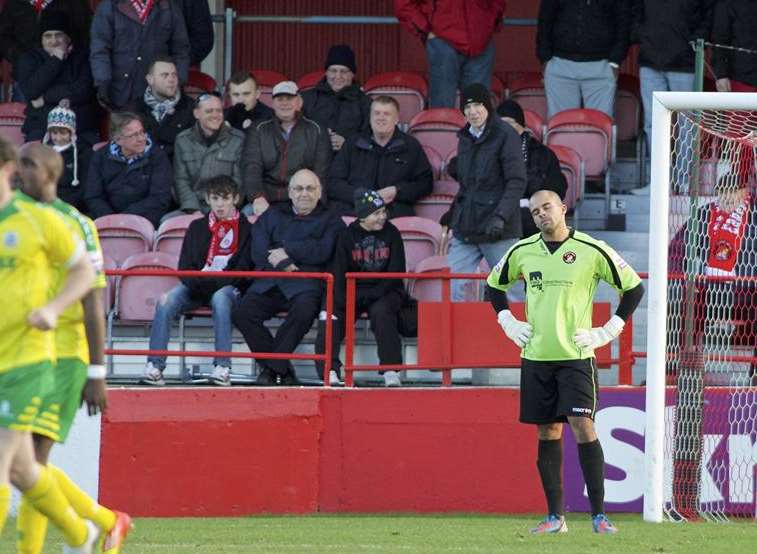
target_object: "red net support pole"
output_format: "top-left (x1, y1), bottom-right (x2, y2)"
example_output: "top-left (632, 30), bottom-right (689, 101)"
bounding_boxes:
top-left (323, 273), bottom-right (334, 388)
top-left (441, 269), bottom-right (452, 387)
top-left (344, 274), bottom-right (357, 388)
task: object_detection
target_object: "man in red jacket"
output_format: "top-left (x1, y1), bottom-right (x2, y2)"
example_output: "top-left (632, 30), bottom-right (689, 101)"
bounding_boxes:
top-left (395, 0), bottom-right (506, 107)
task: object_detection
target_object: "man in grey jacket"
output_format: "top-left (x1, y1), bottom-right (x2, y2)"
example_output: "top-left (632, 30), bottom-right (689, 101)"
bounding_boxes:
top-left (241, 81), bottom-right (332, 217)
top-left (172, 93), bottom-right (245, 215)
top-left (90, 0), bottom-right (190, 110)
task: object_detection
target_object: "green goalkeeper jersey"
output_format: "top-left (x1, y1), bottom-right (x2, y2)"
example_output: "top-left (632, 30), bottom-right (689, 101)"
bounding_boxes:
top-left (487, 229), bottom-right (641, 361)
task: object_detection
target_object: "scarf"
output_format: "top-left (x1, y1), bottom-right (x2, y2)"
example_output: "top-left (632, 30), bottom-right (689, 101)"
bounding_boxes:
top-left (30, 0), bottom-right (53, 13)
top-left (49, 141), bottom-right (80, 186)
top-left (130, 0), bottom-right (155, 23)
top-left (204, 210), bottom-right (240, 271)
top-left (109, 135), bottom-right (152, 165)
top-left (705, 193), bottom-right (751, 275)
top-left (143, 87), bottom-right (180, 123)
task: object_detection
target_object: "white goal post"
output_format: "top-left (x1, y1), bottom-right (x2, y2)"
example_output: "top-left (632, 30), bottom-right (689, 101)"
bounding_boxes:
top-left (644, 91), bottom-right (757, 523)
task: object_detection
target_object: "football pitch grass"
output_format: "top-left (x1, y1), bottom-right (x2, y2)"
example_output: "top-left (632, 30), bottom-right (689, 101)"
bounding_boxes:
top-left (3, 513), bottom-right (756, 553)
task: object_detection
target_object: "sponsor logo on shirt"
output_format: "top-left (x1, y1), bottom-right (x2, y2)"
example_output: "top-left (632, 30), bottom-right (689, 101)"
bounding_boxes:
top-left (528, 271), bottom-right (543, 291)
top-left (3, 231), bottom-right (18, 248)
top-left (562, 251), bottom-right (576, 264)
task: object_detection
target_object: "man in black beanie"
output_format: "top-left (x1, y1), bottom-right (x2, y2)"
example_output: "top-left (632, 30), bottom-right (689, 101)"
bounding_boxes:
top-left (302, 44), bottom-right (372, 152)
top-left (497, 99), bottom-right (567, 238)
top-left (315, 187), bottom-right (412, 387)
top-left (446, 83), bottom-right (526, 301)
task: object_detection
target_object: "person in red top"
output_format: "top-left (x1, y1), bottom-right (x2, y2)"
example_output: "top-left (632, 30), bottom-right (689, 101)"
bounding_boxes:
top-left (395, 0), bottom-right (506, 107)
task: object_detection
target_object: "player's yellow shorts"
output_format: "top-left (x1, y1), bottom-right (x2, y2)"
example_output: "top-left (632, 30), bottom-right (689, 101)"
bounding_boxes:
top-left (0, 361), bottom-right (54, 433)
top-left (32, 358), bottom-right (88, 443)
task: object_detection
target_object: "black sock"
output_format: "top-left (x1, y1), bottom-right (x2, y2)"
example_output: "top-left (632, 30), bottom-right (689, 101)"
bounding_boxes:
top-left (577, 439), bottom-right (605, 516)
top-left (536, 439), bottom-right (564, 516)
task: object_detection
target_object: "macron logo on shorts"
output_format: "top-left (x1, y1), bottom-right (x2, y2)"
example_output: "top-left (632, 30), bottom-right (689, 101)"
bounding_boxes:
top-left (572, 407), bottom-right (592, 414)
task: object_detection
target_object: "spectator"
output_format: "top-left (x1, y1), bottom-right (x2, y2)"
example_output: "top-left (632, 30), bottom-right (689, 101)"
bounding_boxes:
top-left (16, 11), bottom-right (98, 145)
top-left (395, 0), bottom-right (505, 108)
top-left (172, 92), bottom-right (245, 215)
top-left (141, 175), bottom-right (252, 387)
top-left (301, 44), bottom-right (371, 151)
top-left (232, 169), bottom-right (343, 386)
top-left (241, 81), bottom-right (331, 217)
top-left (126, 55), bottom-right (195, 160)
top-left (174, 0), bottom-right (214, 66)
top-left (316, 188), bottom-right (415, 387)
top-left (497, 99), bottom-right (567, 238)
top-left (83, 112), bottom-right (172, 227)
top-left (446, 84), bottom-right (526, 301)
top-left (224, 70), bottom-right (273, 132)
top-left (41, 106), bottom-right (91, 212)
top-left (537, 0), bottom-right (631, 118)
top-left (712, 0), bottom-right (757, 92)
top-left (327, 95), bottom-right (433, 218)
top-left (90, 0), bottom-right (190, 110)
top-left (0, 0), bottom-right (91, 96)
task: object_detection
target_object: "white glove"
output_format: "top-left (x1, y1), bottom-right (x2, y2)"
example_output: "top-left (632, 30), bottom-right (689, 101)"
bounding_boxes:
top-left (497, 309), bottom-right (533, 348)
top-left (573, 315), bottom-right (625, 350)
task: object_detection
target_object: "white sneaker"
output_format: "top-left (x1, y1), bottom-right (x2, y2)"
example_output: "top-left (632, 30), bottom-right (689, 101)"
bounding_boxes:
top-left (383, 371), bottom-right (401, 387)
top-left (328, 370), bottom-right (343, 386)
top-left (140, 362), bottom-right (165, 386)
top-left (63, 520), bottom-right (100, 553)
top-left (210, 365), bottom-right (231, 386)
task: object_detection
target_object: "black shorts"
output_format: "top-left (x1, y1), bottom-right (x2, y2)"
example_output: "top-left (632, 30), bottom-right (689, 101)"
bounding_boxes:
top-left (519, 358), bottom-right (599, 424)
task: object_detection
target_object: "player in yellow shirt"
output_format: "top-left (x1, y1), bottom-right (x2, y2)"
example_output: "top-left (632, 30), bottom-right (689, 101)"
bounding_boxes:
top-left (14, 143), bottom-right (132, 553)
top-left (0, 137), bottom-right (101, 554)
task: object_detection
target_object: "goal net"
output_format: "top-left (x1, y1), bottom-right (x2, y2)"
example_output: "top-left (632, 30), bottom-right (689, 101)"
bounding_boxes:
top-left (645, 92), bottom-right (757, 523)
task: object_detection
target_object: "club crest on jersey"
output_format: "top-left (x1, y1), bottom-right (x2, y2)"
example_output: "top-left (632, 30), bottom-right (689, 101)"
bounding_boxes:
top-left (529, 271), bottom-right (543, 291)
top-left (562, 251), bottom-right (576, 264)
top-left (3, 231), bottom-right (18, 248)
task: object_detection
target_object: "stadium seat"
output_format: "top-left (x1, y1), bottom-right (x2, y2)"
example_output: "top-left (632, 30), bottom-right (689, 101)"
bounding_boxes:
top-left (95, 214), bottom-right (155, 267)
top-left (407, 254), bottom-right (450, 302)
top-left (0, 102), bottom-right (26, 145)
top-left (548, 144), bottom-right (585, 223)
top-left (364, 71), bottom-right (428, 127)
top-left (615, 74), bottom-right (645, 184)
top-left (507, 72), bottom-right (547, 120)
top-left (391, 216), bottom-right (443, 271)
top-left (544, 109), bottom-right (615, 214)
top-left (296, 70), bottom-right (324, 93)
top-left (523, 109), bottom-right (545, 142)
top-left (408, 108), bottom-right (466, 161)
top-left (250, 69), bottom-right (289, 107)
top-left (102, 254), bottom-right (117, 315)
top-left (414, 191), bottom-right (455, 223)
top-left (154, 213), bottom-right (203, 256)
top-left (421, 144), bottom-right (444, 180)
top-left (185, 69), bottom-right (218, 99)
top-left (93, 141), bottom-right (108, 151)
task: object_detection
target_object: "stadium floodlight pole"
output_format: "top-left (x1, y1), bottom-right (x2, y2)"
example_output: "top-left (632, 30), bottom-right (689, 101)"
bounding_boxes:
top-left (644, 91), bottom-right (757, 523)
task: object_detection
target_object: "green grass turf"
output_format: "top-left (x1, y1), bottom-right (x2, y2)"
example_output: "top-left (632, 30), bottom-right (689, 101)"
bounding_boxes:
top-left (3, 514), bottom-right (756, 553)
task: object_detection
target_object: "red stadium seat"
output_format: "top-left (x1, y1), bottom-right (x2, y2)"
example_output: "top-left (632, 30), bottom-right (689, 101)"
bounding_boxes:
top-left (548, 144), bottom-right (585, 223)
top-left (113, 252), bottom-right (179, 322)
top-left (250, 69), bottom-right (289, 107)
top-left (93, 141), bottom-right (108, 151)
top-left (413, 193), bottom-right (454, 223)
top-left (0, 102), bottom-right (26, 145)
top-left (545, 109), bottom-right (615, 214)
top-left (407, 254), bottom-right (450, 302)
top-left (507, 72), bottom-right (547, 121)
top-left (408, 108), bottom-right (465, 161)
top-left (296, 70), bottom-right (324, 93)
top-left (154, 213), bottom-right (203, 256)
top-left (615, 74), bottom-right (644, 184)
top-left (185, 69), bottom-right (218, 99)
top-left (364, 71), bottom-right (428, 127)
top-left (523, 109), bottom-right (545, 142)
top-left (391, 216), bottom-right (443, 271)
top-left (95, 214), bottom-right (155, 267)
top-left (102, 254), bottom-right (117, 315)
top-left (421, 144), bottom-right (443, 180)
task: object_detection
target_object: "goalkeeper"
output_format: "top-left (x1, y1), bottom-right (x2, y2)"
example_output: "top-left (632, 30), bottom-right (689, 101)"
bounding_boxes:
top-left (486, 189), bottom-right (644, 535)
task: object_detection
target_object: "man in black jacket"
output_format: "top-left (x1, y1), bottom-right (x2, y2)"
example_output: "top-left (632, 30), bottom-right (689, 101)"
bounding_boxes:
top-left (232, 169), bottom-right (344, 386)
top-left (16, 11), bottom-right (98, 145)
top-left (224, 70), bottom-right (273, 132)
top-left (537, 0), bottom-right (631, 118)
top-left (301, 44), bottom-right (372, 152)
top-left (497, 99), bottom-right (567, 237)
top-left (447, 84), bottom-right (526, 301)
top-left (712, 0), bottom-right (757, 92)
top-left (141, 175), bottom-right (252, 387)
top-left (327, 95), bottom-right (433, 218)
top-left (175, 0), bottom-right (214, 66)
top-left (126, 56), bottom-right (195, 160)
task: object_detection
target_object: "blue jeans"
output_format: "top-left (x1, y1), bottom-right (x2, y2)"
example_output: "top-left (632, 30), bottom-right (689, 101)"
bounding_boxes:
top-left (447, 236), bottom-right (518, 301)
top-left (426, 37), bottom-right (495, 108)
top-left (147, 284), bottom-right (240, 369)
